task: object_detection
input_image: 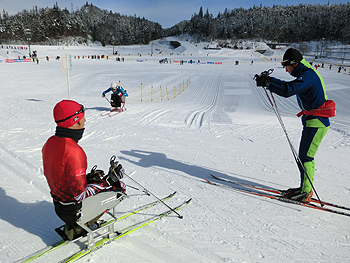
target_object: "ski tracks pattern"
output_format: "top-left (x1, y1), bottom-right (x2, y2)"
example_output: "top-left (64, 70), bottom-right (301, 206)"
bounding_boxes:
top-left (184, 72), bottom-right (222, 129)
top-left (0, 143), bottom-right (48, 195)
top-left (139, 71), bottom-right (226, 130)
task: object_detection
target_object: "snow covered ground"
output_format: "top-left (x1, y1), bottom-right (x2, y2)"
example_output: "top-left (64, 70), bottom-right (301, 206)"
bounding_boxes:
top-left (1, 38), bottom-right (350, 262)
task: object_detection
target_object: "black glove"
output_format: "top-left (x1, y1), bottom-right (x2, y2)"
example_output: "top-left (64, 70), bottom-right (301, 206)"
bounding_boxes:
top-left (255, 75), bottom-right (269, 87)
top-left (86, 166), bottom-right (105, 183)
top-left (104, 160), bottom-right (125, 187)
top-left (254, 69), bottom-right (273, 87)
top-left (109, 163), bottom-right (125, 180)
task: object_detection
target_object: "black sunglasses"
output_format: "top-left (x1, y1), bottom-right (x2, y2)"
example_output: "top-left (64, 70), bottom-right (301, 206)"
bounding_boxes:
top-left (56, 104), bottom-right (85, 123)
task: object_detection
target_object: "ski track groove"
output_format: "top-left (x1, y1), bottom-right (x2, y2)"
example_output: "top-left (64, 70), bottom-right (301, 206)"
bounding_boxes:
top-left (0, 144), bottom-right (48, 195)
top-left (138, 71), bottom-right (223, 129)
top-left (140, 109), bottom-right (174, 125)
top-left (185, 72), bottom-right (222, 129)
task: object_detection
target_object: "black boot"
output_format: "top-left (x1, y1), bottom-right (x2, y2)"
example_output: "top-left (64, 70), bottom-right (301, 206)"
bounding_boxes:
top-left (280, 187), bottom-right (301, 198)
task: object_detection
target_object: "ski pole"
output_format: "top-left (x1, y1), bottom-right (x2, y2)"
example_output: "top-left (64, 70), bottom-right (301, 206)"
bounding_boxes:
top-left (109, 155), bottom-right (183, 218)
top-left (263, 88), bottom-right (324, 207)
top-left (125, 184), bottom-right (150, 195)
top-left (103, 95), bottom-right (111, 104)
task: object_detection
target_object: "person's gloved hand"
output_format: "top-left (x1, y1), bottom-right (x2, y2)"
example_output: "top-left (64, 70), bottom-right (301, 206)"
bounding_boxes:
top-left (86, 166), bottom-right (104, 183)
top-left (255, 75), bottom-right (269, 87)
top-left (109, 163), bottom-right (125, 180)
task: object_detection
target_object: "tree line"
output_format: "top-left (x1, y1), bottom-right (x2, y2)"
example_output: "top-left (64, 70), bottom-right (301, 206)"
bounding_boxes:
top-left (0, 2), bottom-right (163, 45)
top-left (166, 4), bottom-right (350, 43)
top-left (1, 3), bottom-right (350, 45)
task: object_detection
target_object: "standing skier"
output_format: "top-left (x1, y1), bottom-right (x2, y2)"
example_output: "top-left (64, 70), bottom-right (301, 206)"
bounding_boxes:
top-left (255, 48), bottom-right (332, 203)
top-left (102, 82), bottom-right (129, 111)
top-left (42, 100), bottom-right (126, 240)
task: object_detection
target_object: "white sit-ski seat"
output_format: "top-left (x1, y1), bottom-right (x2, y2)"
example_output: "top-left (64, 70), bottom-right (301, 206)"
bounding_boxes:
top-left (76, 191), bottom-right (127, 248)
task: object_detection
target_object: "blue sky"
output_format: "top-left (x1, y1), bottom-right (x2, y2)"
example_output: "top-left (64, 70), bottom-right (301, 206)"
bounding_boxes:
top-left (0, 0), bottom-right (346, 28)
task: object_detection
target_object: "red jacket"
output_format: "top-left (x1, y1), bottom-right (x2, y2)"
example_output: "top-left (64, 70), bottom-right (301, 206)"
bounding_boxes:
top-left (42, 135), bottom-right (89, 202)
top-left (43, 135), bottom-right (125, 203)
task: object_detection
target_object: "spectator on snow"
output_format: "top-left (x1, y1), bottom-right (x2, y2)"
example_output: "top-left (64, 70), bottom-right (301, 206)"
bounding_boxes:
top-left (255, 48), bottom-right (333, 204)
top-left (42, 100), bottom-right (126, 240)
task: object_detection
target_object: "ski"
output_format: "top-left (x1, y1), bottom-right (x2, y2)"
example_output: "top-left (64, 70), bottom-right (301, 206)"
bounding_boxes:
top-left (18, 191), bottom-right (177, 263)
top-left (59, 198), bottom-right (191, 263)
top-left (205, 178), bottom-right (350, 218)
top-left (100, 110), bottom-right (122, 117)
top-left (100, 107), bottom-right (126, 117)
top-left (100, 110), bottom-right (111, 116)
top-left (210, 174), bottom-right (350, 211)
top-left (108, 109), bottom-right (124, 117)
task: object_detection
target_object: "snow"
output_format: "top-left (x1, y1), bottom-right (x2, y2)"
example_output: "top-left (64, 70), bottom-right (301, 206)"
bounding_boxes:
top-left (1, 38), bottom-right (350, 263)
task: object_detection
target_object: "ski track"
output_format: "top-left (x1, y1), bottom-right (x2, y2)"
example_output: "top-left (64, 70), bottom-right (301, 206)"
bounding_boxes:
top-left (184, 72), bottom-right (221, 129)
top-left (0, 143), bottom-right (48, 195)
top-left (140, 109), bottom-right (175, 125)
top-left (138, 70), bottom-right (224, 129)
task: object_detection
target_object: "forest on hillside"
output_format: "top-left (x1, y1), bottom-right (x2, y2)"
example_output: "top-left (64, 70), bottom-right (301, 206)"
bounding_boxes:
top-left (1, 3), bottom-right (349, 45)
top-left (166, 4), bottom-right (350, 43)
top-left (0, 3), bottom-right (163, 46)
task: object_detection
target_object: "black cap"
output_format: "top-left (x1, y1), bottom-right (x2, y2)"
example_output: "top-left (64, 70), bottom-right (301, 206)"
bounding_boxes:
top-left (281, 48), bottom-right (303, 67)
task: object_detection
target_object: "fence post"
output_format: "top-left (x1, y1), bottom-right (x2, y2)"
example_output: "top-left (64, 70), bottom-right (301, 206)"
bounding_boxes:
top-left (160, 86), bottom-right (163, 102)
top-left (151, 84), bottom-right (153, 102)
top-left (166, 87), bottom-right (169, 100)
top-left (141, 82), bottom-right (143, 104)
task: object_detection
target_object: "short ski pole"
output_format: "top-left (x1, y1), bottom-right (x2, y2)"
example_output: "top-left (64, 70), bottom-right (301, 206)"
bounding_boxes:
top-left (264, 89), bottom-right (324, 207)
top-left (104, 96), bottom-right (111, 104)
top-left (109, 156), bottom-right (183, 218)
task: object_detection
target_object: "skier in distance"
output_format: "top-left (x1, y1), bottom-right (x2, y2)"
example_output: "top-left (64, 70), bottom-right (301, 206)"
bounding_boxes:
top-left (102, 82), bottom-right (128, 111)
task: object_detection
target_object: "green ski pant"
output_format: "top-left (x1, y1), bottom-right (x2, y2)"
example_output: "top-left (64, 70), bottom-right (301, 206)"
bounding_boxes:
top-left (298, 126), bottom-right (329, 193)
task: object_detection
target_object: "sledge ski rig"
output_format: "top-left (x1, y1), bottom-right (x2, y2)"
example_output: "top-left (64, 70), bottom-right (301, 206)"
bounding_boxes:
top-left (18, 191), bottom-right (190, 262)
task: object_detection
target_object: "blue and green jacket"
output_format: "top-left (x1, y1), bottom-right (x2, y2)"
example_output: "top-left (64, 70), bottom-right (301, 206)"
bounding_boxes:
top-left (102, 86), bottom-right (129, 97)
top-left (268, 59), bottom-right (330, 128)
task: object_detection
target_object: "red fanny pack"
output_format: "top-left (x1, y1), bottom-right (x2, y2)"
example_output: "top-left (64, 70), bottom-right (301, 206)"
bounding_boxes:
top-left (297, 100), bottom-right (336, 118)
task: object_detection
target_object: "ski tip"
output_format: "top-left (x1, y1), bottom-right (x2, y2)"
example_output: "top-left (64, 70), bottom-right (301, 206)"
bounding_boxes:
top-left (182, 198), bottom-right (192, 206)
top-left (204, 179), bottom-right (214, 184)
top-left (210, 174), bottom-right (219, 179)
